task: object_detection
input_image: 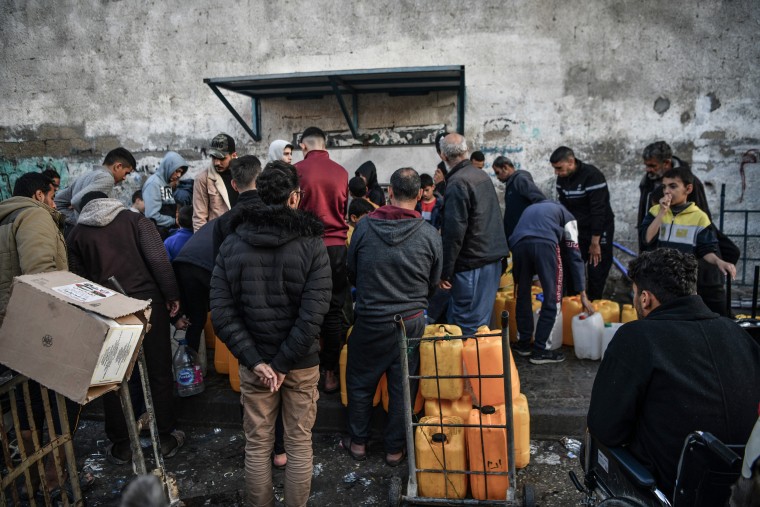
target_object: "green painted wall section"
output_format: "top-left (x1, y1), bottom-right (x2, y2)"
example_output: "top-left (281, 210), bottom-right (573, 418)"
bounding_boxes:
top-left (0, 158), bottom-right (71, 200)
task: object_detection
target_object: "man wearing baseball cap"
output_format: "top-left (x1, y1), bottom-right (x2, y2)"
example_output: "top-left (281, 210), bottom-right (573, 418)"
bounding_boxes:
top-left (192, 133), bottom-right (238, 231)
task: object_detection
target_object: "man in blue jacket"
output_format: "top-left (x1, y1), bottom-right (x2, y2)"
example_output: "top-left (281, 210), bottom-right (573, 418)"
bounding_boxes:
top-left (510, 200), bottom-right (594, 363)
top-left (493, 156), bottom-right (546, 246)
top-left (143, 151), bottom-right (188, 237)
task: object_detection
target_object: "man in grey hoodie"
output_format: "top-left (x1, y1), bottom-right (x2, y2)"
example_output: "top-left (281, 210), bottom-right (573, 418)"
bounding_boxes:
top-left (54, 147), bottom-right (136, 232)
top-left (345, 167), bottom-right (442, 466)
top-left (142, 151), bottom-right (188, 236)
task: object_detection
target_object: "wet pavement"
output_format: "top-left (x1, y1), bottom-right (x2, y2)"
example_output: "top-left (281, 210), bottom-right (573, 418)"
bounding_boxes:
top-left (73, 342), bottom-right (599, 505)
top-left (74, 420), bottom-right (586, 506)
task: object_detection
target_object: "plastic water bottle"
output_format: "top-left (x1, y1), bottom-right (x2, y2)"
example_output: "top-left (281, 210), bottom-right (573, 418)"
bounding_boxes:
top-left (173, 338), bottom-right (205, 397)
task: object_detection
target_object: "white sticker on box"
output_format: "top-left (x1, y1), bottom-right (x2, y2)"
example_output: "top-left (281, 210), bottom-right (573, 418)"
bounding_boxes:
top-left (598, 449), bottom-right (609, 473)
top-left (53, 282), bottom-right (116, 303)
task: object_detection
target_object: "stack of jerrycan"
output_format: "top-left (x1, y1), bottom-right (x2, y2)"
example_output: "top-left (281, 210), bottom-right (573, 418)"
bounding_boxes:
top-left (339, 326), bottom-right (383, 408)
top-left (415, 415), bottom-right (468, 499)
top-left (601, 303), bottom-right (636, 358)
top-left (462, 326), bottom-right (530, 470)
top-left (418, 325), bottom-right (468, 498)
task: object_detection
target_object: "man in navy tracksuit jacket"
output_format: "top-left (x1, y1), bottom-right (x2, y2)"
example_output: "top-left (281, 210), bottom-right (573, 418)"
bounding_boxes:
top-left (509, 200), bottom-right (594, 363)
top-left (552, 147), bottom-right (615, 300)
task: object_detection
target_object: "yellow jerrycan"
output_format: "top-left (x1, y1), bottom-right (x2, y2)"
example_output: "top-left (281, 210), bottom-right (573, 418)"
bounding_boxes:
top-left (621, 304), bottom-right (637, 323)
top-left (415, 416), bottom-right (467, 499)
top-left (204, 312), bottom-right (216, 349)
top-left (592, 299), bottom-right (621, 324)
top-left (339, 326), bottom-right (382, 407)
top-left (420, 325), bottom-right (464, 400)
top-left (467, 405), bottom-right (509, 500)
top-left (561, 296), bottom-right (584, 346)
top-left (424, 392), bottom-right (473, 423)
top-left (462, 326), bottom-right (520, 407)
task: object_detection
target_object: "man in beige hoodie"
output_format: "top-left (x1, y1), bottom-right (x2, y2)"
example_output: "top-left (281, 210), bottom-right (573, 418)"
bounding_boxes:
top-left (192, 133), bottom-right (238, 231)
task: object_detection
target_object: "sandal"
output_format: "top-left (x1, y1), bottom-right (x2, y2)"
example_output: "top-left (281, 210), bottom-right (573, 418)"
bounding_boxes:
top-left (106, 442), bottom-right (131, 465)
top-left (340, 435), bottom-right (367, 461)
top-left (385, 449), bottom-right (406, 467)
top-left (162, 429), bottom-right (185, 459)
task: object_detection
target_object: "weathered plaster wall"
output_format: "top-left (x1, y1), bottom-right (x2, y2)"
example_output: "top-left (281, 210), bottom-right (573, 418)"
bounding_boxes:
top-left (1, 0), bottom-right (759, 278)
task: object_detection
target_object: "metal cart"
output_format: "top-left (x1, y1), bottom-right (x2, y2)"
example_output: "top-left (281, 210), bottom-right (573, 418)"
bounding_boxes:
top-left (389, 311), bottom-right (535, 507)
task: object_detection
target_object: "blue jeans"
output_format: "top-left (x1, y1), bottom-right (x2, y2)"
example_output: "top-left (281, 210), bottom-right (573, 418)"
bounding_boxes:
top-left (447, 261), bottom-right (502, 335)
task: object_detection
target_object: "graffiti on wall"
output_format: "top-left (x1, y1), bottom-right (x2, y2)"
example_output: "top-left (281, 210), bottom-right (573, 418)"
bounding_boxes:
top-left (0, 158), bottom-right (72, 201)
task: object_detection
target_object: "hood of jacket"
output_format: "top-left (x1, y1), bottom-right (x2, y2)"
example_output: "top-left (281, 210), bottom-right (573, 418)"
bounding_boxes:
top-left (365, 205), bottom-right (425, 246)
top-left (78, 198), bottom-right (126, 227)
top-left (232, 205), bottom-right (324, 248)
top-left (158, 151), bottom-right (189, 182)
top-left (267, 140), bottom-right (292, 162)
top-left (355, 161), bottom-right (378, 188)
top-left (0, 197), bottom-right (65, 229)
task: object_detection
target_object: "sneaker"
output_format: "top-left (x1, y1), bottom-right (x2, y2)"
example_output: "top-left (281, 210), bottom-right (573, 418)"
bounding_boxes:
top-left (529, 349), bottom-right (565, 365)
top-left (512, 341), bottom-right (532, 357)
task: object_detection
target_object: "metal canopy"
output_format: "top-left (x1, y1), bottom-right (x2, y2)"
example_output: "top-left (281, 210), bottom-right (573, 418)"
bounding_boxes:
top-left (203, 65), bottom-right (465, 142)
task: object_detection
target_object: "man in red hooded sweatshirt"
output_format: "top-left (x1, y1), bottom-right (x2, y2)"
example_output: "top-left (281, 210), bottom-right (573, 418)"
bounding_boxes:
top-left (295, 126), bottom-right (349, 393)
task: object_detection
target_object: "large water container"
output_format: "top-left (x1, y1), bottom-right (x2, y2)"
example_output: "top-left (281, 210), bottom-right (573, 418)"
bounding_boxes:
top-left (462, 327), bottom-right (520, 407)
top-left (490, 294), bottom-right (508, 330)
top-left (572, 312), bottom-right (604, 360)
top-left (592, 299), bottom-right (621, 323)
top-left (339, 344), bottom-right (384, 407)
top-left (533, 306), bottom-right (563, 350)
top-left (503, 296), bottom-right (541, 343)
top-left (213, 336), bottom-right (230, 375)
top-left (204, 312), bottom-right (216, 349)
top-left (467, 406), bottom-right (509, 500)
top-left (601, 322), bottom-right (624, 359)
top-left (420, 327), bottom-right (464, 400)
top-left (561, 296), bottom-right (584, 345)
top-left (513, 393), bottom-right (530, 468)
top-left (621, 304), bottom-right (637, 323)
top-left (424, 393), bottom-right (473, 423)
top-left (415, 416), bottom-right (468, 499)
top-left (228, 354), bottom-right (240, 392)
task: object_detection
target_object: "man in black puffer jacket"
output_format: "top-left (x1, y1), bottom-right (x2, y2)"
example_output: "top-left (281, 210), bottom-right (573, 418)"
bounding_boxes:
top-left (210, 161), bottom-right (331, 507)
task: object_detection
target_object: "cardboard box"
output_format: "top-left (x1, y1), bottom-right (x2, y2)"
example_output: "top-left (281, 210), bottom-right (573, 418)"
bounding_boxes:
top-left (0, 271), bottom-right (151, 404)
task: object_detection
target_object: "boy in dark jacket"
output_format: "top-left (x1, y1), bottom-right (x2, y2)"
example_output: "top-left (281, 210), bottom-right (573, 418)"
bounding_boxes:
top-left (210, 161), bottom-right (331, 507)
top-left (414, 173), bottom-right (443, 230)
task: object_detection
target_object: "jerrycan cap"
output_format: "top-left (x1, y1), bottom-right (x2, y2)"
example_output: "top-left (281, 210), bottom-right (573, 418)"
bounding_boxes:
top-left (579, 314), bottom-right (587, 320)
top-left (604, 322), bottom-right (612, 328)
top-left (480, 405), bottom-right (496, 415)
top-left (432, 433), bottom-right (448, 443)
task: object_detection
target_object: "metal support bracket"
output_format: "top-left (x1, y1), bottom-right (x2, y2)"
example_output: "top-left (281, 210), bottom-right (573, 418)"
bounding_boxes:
top-left (206, 83), bottom-right (262, 141)
top-left (328, 77), bottom-right (359, 139)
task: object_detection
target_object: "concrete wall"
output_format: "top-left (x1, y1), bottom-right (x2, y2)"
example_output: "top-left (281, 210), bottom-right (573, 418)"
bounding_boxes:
top-left (2, 0), bottom-right (759, 278)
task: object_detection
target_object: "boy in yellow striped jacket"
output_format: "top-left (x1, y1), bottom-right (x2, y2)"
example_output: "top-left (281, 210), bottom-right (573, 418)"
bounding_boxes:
top-left (641, 166), bottom-right (736, 283)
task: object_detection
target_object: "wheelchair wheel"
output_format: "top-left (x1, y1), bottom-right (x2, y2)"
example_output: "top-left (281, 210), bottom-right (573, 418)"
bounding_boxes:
top-left (388, 476), bottom-right (403, 507)
top-left (597, 498), bottom-right (641, 506)
top-left (522, 483), bottom-right (535, 507)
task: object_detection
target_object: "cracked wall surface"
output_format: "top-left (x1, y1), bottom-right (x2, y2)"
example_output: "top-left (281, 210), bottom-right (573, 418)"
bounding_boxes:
top-left (1, 0), bottom-right (759, 278)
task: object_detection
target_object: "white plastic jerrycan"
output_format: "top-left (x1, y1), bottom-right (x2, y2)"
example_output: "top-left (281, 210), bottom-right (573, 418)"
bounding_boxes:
top-left (572, 312), bottom-right (604, 360)
top-left (601, 322), bottom-right (624, 359)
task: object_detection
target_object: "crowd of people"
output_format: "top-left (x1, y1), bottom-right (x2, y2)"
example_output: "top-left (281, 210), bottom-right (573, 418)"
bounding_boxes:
top-left (1, 124), bottom-right (758, 507)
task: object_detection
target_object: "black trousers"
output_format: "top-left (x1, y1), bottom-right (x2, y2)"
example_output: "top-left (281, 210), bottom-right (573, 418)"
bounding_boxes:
top-left (578, 226), bottom-right (614, 301)
top-left (104, 303), bottom-right (177, 444)
top-left (512, 239), bottom-right (563, 350)
top-left (174, 262), bottom-right (212, 353)
top-left (319, 245), bottom-right (348, 372)
top-left (346, 314), bottom-right (423, 453)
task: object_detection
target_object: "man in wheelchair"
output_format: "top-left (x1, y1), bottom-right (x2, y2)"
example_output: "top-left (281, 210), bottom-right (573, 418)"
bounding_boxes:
top-left (579, 249), bottom-right (760, 506)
